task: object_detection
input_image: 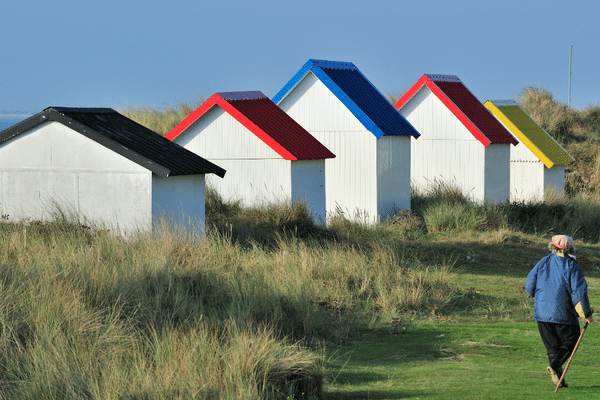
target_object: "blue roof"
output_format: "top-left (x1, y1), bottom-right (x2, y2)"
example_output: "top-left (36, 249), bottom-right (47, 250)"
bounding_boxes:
top-left (273, 59), bottom-right (420, 139)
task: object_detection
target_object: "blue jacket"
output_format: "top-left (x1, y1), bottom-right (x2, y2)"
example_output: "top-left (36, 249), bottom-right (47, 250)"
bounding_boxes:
top-left (526, 253), bottom-right (592, 325)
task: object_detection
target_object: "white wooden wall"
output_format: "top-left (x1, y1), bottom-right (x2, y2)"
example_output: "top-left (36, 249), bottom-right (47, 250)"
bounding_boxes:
top-left (483, 144), bottom-right (511, 204)
top-left (509, 142), bottom-right (565, 202)
top-left (544, 165), bottom-right (566, 196)
top-left (172, 106), bottom-right (328, 222)
top-left (152, 174), bottom-right (206, 235)
top-left (0, 121), bottom-right (153, 235)
top-left (279, 72), bottom-right (412, 223)
top-left (377, 136), bottom-right (411, 220)
top-left (401, 87), bottom-right (510, 204)
top-left (291, 159), bottom-right (327, 224)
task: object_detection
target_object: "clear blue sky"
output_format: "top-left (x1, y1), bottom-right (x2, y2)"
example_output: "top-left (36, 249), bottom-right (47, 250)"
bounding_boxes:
top-left (1, 0), bottom-right (599, 116)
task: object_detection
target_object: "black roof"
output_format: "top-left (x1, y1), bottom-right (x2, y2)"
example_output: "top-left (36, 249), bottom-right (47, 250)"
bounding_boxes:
top-left (0, 107), bottom-right (225, 178)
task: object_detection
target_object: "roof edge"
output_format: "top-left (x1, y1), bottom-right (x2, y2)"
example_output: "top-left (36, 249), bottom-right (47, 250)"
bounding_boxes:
top-left (394, 74), bottom-right (429, 110)
top-left (217, 99), bottom-right (298, 160)
top-left (397, 76), bottom-right (493, 146)
top-left (310, 66), bottom-right (386, 139)
top-left (488, 99), bottom-right (519, 106)
top-left (272, 60), bottom-right (315, 105)
top-left (217, 91), bottom-right (266, 101)
top-left (484, 100), bottom-right (574, 167)
top-left (165, 94), bottom-right (220, 140)
top-left (1, 107), bottom-right (175, 177)
top-left (47, 108), bottom-right (174, 177)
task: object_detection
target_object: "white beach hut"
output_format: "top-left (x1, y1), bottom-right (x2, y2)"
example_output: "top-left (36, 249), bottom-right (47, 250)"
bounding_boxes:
top-left (166, 91), bottom-right (335, 223)
top-left (484, 100), bottom-right (575, 202)
top-left (0, 107), bottom-right (225, 235)
top-left (273, 59), bottom-right (420, 224)
top-left (394, 74), bottom-right (518, 204)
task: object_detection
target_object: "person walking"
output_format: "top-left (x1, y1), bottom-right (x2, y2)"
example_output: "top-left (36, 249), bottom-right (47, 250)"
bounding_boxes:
top-left (525, 235), bottom-right (593, 388)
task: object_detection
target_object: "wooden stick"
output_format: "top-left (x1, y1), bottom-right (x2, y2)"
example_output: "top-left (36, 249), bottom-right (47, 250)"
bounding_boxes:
top-left (555, 321), bottom-right (589, 393)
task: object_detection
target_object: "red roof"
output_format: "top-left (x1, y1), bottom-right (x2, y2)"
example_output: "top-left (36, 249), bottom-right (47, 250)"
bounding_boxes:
top-left (166, 91), bottom-right (335, 161)
top-left (394, 74), bottom-right (517, 147)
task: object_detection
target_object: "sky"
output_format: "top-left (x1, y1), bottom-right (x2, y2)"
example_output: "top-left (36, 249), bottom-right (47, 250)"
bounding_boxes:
top-left (1, 0), bottom-right (599, 119)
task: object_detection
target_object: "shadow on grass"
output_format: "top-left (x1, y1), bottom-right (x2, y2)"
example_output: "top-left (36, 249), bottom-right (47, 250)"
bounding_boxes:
top-left (324, 388), bottom-right (418, 399)
top-left (323, 328), bottom-right (451, 399)
top-left (401, 238), bottom-right (600, 280)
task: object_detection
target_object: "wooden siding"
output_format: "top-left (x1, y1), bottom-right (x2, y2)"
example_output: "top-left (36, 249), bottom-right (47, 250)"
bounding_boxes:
top-left (0, 121), bottom-right (153, 234)
top-left (544, 165), bottom-right (566, 196)
top-left (511, 140), bottom-right (539, 162)
top-left (175, 107), bottom-right (281, 160)
top-left (405, 89), bottom-right (485, 200)
top-left (172, 100), bottom-right (329, 221)
top-left (205, 158), bottom-right (291, 206)
top-left (279, 73), bottom-right (366, 133)
top-left (508, 130), bottom-right (566, 202)
top-left (377, 136), bottom-right (411, 219)
top-left (291, 159), bottom-right (326, 224)
top-left (152, 174), bottom-right (206, 235)
top-left (280, 74), bottom-right (390, 223)
top-left (402, 86), bottom-right (478, 141)
top-left (510, 160), bottom-right (544, 202)
top-left (402, 87), bottom-right (510, 203)
top-left (509, 161), bottom-right (565, 202)
top-left (483, 144), bottom-right (510, 204)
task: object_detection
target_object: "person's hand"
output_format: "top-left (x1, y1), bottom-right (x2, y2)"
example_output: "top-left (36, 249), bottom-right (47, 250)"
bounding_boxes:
top-left (586, 315), bottom-right (593, 324)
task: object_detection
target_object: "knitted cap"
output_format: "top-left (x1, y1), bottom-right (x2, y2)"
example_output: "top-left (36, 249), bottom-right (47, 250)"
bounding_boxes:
top-left (551, 235), bottom-right (574, 252)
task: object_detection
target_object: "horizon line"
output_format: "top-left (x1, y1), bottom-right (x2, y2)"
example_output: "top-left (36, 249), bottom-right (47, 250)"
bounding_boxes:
top-left (0, 112), bottom-right (33, 119)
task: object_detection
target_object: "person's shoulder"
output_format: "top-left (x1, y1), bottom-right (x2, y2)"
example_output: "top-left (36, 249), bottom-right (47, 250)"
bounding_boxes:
top-left (566, 255), bottom-right (580, 268)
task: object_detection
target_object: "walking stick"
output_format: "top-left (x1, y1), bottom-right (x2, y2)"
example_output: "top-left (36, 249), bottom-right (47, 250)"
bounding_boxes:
top-left (555, 321), bottom-right (590, 393)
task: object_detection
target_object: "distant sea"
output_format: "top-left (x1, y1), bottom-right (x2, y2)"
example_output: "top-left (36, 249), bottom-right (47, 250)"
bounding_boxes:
top-left (0, 114), bottom-right (31, 131)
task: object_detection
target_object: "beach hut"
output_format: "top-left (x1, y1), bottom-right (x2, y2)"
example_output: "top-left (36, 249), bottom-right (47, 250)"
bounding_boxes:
top-left (166, 91), bottom-right (335, 223)
top-left (0, 107), bottom-right (225, 235)
top-left (273, 59), bottom-right (420, 224)
top-left (484, 100), bottom-right (574, 202)
top-left (395, 74), bottom-right (517, 204)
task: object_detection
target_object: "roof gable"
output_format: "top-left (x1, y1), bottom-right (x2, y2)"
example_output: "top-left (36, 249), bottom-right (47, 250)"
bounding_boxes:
top-left (0, 107), bottom-right (225, 178)
top-left (484, 100), bottom-right (574, 167)
top-left (272, 59), bottom-right (420, 139)
top-left (166, 91), bottom-right (335, 161)
top-left (395, 74), bottom-right (517, 147)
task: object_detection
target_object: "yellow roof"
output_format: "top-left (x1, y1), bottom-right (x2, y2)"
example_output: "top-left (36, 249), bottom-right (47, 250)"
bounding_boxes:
top-left (484, 100), bottom-right (574, 168)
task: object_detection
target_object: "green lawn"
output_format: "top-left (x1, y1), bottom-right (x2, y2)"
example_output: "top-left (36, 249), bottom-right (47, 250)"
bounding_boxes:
top-left (324, 320), bottom-right (599, 399)
top-left (322, 233), bottom-right (600, 399)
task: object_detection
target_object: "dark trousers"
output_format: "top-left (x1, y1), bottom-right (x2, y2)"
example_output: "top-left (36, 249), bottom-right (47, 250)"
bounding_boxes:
top-left (537, 321), bottom-right (581, 370)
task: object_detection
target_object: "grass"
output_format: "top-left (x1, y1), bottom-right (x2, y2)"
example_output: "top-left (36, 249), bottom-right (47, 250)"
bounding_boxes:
top-left (2, 87), bottom-right (600, 398)
top-left (324, 321), bottom-right (600, 399)
top-left (119, 100), bottom-right (204, 136)
top-left (4, 191), bottom-right (600, 398)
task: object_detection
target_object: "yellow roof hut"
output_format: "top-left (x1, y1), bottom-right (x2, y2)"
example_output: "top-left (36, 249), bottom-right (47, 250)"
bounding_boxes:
top-left (484, 100), bottom-right (574, 202)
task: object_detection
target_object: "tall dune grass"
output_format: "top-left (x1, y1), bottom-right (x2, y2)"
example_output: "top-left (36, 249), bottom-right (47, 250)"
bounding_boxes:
top-left (519, 86), bottom-right (600, 194)
top-left (5, 88), bottom-right (597, 398)
top-left (0, 202), bottom-right (468, 399)
top-left (120, 100), bottom-right (203, 136)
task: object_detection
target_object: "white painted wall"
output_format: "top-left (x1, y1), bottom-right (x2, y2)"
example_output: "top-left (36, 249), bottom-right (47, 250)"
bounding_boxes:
top-left (510, 160), bottom-right (544, 202)
top-left (291, 159), bottom-right (326, 224)
top-left (152, 174), bottom-right (206, 235)
top-left (483, 144), bottom-right (511, 204)
top-left (205, 158), bottom-right (292, 205)
top-left (377, 136), bottom-right (411, 220)
top-left (0, 121), bottom-right (153, 234)
top-left (511, 141), bottom-right (539, 162)
top-left (544, 165), bottom-right (566, 196)
top-left (509, 142), bottom-right (565, 202)
top-left (401, 87), bottom-right (510, 204)
top-left (172, 105), bottom-right (328, 222)
top-left (279, 72), bottom-right (411, 223)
